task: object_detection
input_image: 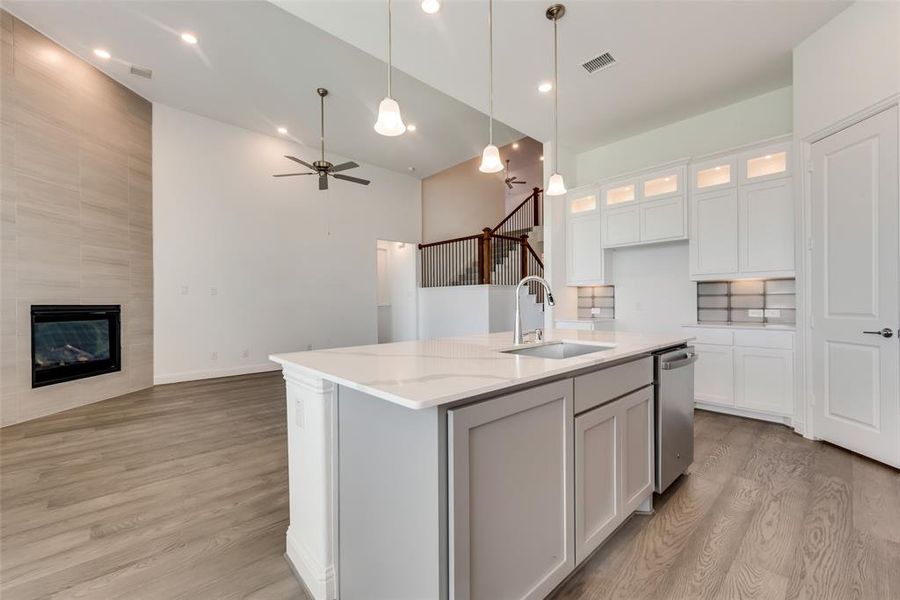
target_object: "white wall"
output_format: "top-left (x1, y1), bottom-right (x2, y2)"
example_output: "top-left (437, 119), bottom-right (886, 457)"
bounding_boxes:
top-left (577, 87), bottom-right (793, 183)
top-left (607, 243), bottom-right (696, 335)
top-left (380, 241), bottom-right (418, 343)
top-left (793, 2), bottom-right (900, 140)
top-left (153, 105), bottom-right (421, 383)
top-left (418, 285), bottom-right (542, 340)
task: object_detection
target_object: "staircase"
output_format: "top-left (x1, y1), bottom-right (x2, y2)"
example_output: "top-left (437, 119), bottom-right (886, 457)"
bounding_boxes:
top-left (418, 188), bottom-right (547, 303)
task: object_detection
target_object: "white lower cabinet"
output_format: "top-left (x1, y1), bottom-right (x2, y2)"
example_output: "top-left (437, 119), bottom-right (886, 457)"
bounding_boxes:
top-left (692, 343), bottom-right (734, 406)
top-left (684, 326), bottom-right (794, 419)
top-left (448, 379), bottom-right (575, 600)
top-left (574, 386), bottom-right (653, 565)
top-left (733, 346), bottom-right (793, 414)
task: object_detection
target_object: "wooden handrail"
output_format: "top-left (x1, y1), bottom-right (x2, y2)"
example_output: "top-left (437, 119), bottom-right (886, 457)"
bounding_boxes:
top-left (417, 233), bottom-right (482, 249)
top-left (491, 187), bottom-right (542, 233)
top-left (524, 240), bottom-right (544, 269)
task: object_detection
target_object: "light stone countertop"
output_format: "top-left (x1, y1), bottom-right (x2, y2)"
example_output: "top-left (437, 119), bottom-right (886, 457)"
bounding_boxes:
top-left (270, 329), bottom-right (691, 410)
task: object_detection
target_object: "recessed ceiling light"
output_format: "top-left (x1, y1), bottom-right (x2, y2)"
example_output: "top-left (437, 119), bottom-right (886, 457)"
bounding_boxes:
top-left (539, 155), bottom-right (544, 161)
top-left (277, 127), bottom-right (288, 135)
top-left (181, 32), bottom-right (198, 45)
top-left (421, 0), bottom-right (441, 14)
top-left (538, 82), bottom-right (552, 93)
top-left (93, 48), bottom-right (111, 60)
top-left (512, 142), bottom-right (519, 149)
top-left (407, 124), bottom-right (417, 132)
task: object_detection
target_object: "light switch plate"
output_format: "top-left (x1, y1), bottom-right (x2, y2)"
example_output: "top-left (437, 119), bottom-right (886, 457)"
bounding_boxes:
top-left (764, 309), bottom-right (781, 318)
top-left (748, 309), bottom-right (764, 317)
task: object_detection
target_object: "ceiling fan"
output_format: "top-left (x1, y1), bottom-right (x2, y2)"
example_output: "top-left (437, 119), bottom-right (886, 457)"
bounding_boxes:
top-left (273, 88), bottom-right (371, 191)
top-left (504, 159), bottom-right (527, 190)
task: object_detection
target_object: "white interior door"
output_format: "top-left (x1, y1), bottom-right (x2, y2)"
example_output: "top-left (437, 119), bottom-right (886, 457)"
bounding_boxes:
top-left (810, 105), bottom-right (900, 467)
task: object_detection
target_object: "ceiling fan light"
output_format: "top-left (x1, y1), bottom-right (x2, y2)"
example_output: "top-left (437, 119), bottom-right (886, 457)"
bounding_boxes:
top-left (479, 144), bottom-right (503, 173)
top-left (421, 0), bottom-right (441, 14)
top-left (546, 172), bottom-right (567, 196)
top-left (374, 96), bottom-right (406, 136)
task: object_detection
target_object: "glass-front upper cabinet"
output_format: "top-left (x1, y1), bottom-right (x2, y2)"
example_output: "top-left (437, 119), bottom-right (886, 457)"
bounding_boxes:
top-left (601, 180), bottom-right (637, 208)
top-left (567, 185), bottom-right (600, 217)
top-left (691, 157), bottom-right (737, 192)
top-left (640, 165), bottom-right (685, 201)
top-left (741, 142), bottom-right (791, 183)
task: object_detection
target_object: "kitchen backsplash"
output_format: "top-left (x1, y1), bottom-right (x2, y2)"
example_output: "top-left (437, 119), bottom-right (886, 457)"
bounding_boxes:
top-left (577, 286), bottom-right (615, 319)
top-left (697, 279), bottom-right (796, 325)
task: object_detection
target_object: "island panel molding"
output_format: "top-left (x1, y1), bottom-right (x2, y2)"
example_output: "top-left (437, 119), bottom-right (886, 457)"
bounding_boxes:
top-left (282, 366), bottom-right (337, 600)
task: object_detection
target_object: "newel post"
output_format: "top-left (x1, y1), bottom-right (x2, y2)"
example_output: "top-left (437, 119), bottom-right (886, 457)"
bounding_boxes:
top-left (532, 187), bottom-right (541, 226)
top-left (479, 228), bottom-right (493, 285)
top-left (519, 234), bottom-right (529, 280)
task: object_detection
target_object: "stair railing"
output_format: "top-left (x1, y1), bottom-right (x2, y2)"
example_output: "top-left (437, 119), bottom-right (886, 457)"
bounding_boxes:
top-left (418, 188), bottom-right (544, 291)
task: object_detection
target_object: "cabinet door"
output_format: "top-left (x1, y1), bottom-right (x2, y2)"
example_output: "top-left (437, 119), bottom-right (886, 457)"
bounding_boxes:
top-left (620, 387), bottom-right (654, 513)
top-left (574, 400), bottom-right (620, 565)
top-left (448, 380), bottom-right (575, 600)
top-left (739, 178), bottom-right (794, 275)
top-left (602, 204), bottom-right (640, 247)
top-left (640, 196), bottom-right (686, 243)
top-left (734, 347), bottom-right (793, 415)
top-left (568, 214), bottom-right (607, 284)
top-left (567, 186), bottom-right (600, 218)
top-left (693, 343), bottom-right (734, 406)
top-left (690, 188), bottom-right (739, 277)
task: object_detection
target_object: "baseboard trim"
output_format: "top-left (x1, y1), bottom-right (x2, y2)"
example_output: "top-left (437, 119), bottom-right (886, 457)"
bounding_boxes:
top-left (695, 401), bottom-right (792, 425)
top-left (153, 363), bottom-right (280, 385)
top-left (285, 529), bottom-right (335, 600)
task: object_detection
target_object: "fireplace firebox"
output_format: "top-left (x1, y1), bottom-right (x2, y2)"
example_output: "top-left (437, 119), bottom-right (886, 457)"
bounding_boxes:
top-left (31, 305), bottom-right (121, 388)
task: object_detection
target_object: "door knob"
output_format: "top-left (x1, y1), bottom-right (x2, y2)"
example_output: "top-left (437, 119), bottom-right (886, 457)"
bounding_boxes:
top-left (863, 327), bottom-right (894, 338)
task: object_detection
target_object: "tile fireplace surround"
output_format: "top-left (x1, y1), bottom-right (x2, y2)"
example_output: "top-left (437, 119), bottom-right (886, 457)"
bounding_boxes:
top-left (0, 12), bottom-right (153, 426)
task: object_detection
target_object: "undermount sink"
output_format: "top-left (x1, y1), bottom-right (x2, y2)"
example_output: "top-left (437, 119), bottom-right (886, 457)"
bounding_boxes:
top-left (500, 341), bottom-right (615, 359)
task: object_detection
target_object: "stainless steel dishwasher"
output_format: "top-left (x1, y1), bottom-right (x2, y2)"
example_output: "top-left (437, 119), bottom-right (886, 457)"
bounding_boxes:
top-left (654, 345), bottom-right (697, 493)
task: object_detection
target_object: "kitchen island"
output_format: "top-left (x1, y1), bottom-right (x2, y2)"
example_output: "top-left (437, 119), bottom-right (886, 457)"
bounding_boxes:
top-left (270, 329), bottom-right (691, 600)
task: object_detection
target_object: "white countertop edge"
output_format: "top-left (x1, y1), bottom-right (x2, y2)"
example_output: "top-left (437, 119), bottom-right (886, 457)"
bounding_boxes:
top-left (269, 335), bottom-right (692, 410)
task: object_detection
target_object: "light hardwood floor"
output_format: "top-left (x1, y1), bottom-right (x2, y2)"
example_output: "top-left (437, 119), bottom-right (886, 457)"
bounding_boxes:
top-left (2, 373), bottom-right (898, 599)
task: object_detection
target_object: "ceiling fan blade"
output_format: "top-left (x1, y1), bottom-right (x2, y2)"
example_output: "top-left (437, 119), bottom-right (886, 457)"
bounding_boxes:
top-left (273, 172), bottom-right (314, 177)
top-left (332, 173), bottom-right (370, 186)
top-left (506, 182), bottom-right (513, 190)
top-left (330, 161), bottom-right (359, 173)
top-left (285, 155), bottom-right (316, 170)
top-left (512, 180), bottom-right (527, 185)
top-left (319, 174), bottom-right (328, 190)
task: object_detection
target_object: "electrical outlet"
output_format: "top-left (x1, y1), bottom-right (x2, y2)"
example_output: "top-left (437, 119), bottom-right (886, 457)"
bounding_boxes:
top-left (180, 285), bottom-right (189, 295)
top-left (590, 308), bottom-right (601, 315)
top-left (241, 349), bottom-right (249, 359)
top-left (748, 309), bottom-right (764, 318)
top-left (210, 287), bottom-right (218, 296)
top-left (764, 309), bottom-right (781, 318)
top-left (211, 351), bottom-right (218, 361)
top-left (306, 344), bottom-right (313, 351)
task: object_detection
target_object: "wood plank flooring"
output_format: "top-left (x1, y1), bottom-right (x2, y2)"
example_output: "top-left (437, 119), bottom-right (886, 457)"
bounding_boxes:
top-left (2, 373), bottom-right (898, 599)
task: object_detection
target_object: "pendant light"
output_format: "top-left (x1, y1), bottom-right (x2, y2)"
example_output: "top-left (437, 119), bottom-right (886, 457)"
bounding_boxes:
top-left (374, 0), bottom-right (406, 136)
top-left (545, 4), bottom-right (567, 196)
top-left (478, 0), bottom-right (504, 173)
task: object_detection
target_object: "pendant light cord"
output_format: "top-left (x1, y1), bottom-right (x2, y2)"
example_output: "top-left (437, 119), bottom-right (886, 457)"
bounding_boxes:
top-left (488, 0), bottom-right (494, 145)
top-left (387, 0), bottom-right (393, 98)
top-left (553, 14), bottom-right (559, 173)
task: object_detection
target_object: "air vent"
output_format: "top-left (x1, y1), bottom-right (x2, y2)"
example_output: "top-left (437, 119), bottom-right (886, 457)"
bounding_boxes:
top-left (129, 64), bottom-right (153, 79)
top-left (582, 52), bottom-right (616, 74)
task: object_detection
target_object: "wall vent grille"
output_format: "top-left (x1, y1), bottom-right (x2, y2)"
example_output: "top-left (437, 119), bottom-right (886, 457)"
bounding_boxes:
top-left (581, 52), bottom-right (616, 74)
top-left (130, 65), bottom-right (153, 79)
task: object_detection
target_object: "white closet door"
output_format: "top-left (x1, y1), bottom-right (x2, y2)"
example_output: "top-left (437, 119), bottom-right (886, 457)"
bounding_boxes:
top-left (811, 105), bottom-right (900, 468)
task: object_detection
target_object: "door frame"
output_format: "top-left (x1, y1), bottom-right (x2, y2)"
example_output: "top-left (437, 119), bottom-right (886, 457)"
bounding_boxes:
top-left (798, 93), bottom-right (900, 440)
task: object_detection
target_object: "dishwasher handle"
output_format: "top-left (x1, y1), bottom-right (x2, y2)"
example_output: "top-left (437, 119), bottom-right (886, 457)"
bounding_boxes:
top-left (661, 349), bottom-right (698, 370)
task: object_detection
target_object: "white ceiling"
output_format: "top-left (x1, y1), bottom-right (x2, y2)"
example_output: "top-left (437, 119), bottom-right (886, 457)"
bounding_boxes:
top-left (276, 0), bottom-right (850, 152)
top-left (4, 0), bottom-right (524, 178)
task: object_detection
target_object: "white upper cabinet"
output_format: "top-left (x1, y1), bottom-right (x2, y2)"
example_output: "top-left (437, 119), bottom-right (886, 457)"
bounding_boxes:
top-left (567, 186), bottom-right (601, 217)
top-left (740, 141), bottom-right (792, 184)
top-left (692, 157), bottom-right (737, 192)
top-left (566, 185), bottom-right (612, 286)
top-left (689, 137), bottom-right (794, 280)
top-left (600, 163), bottom-right (688, 249)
